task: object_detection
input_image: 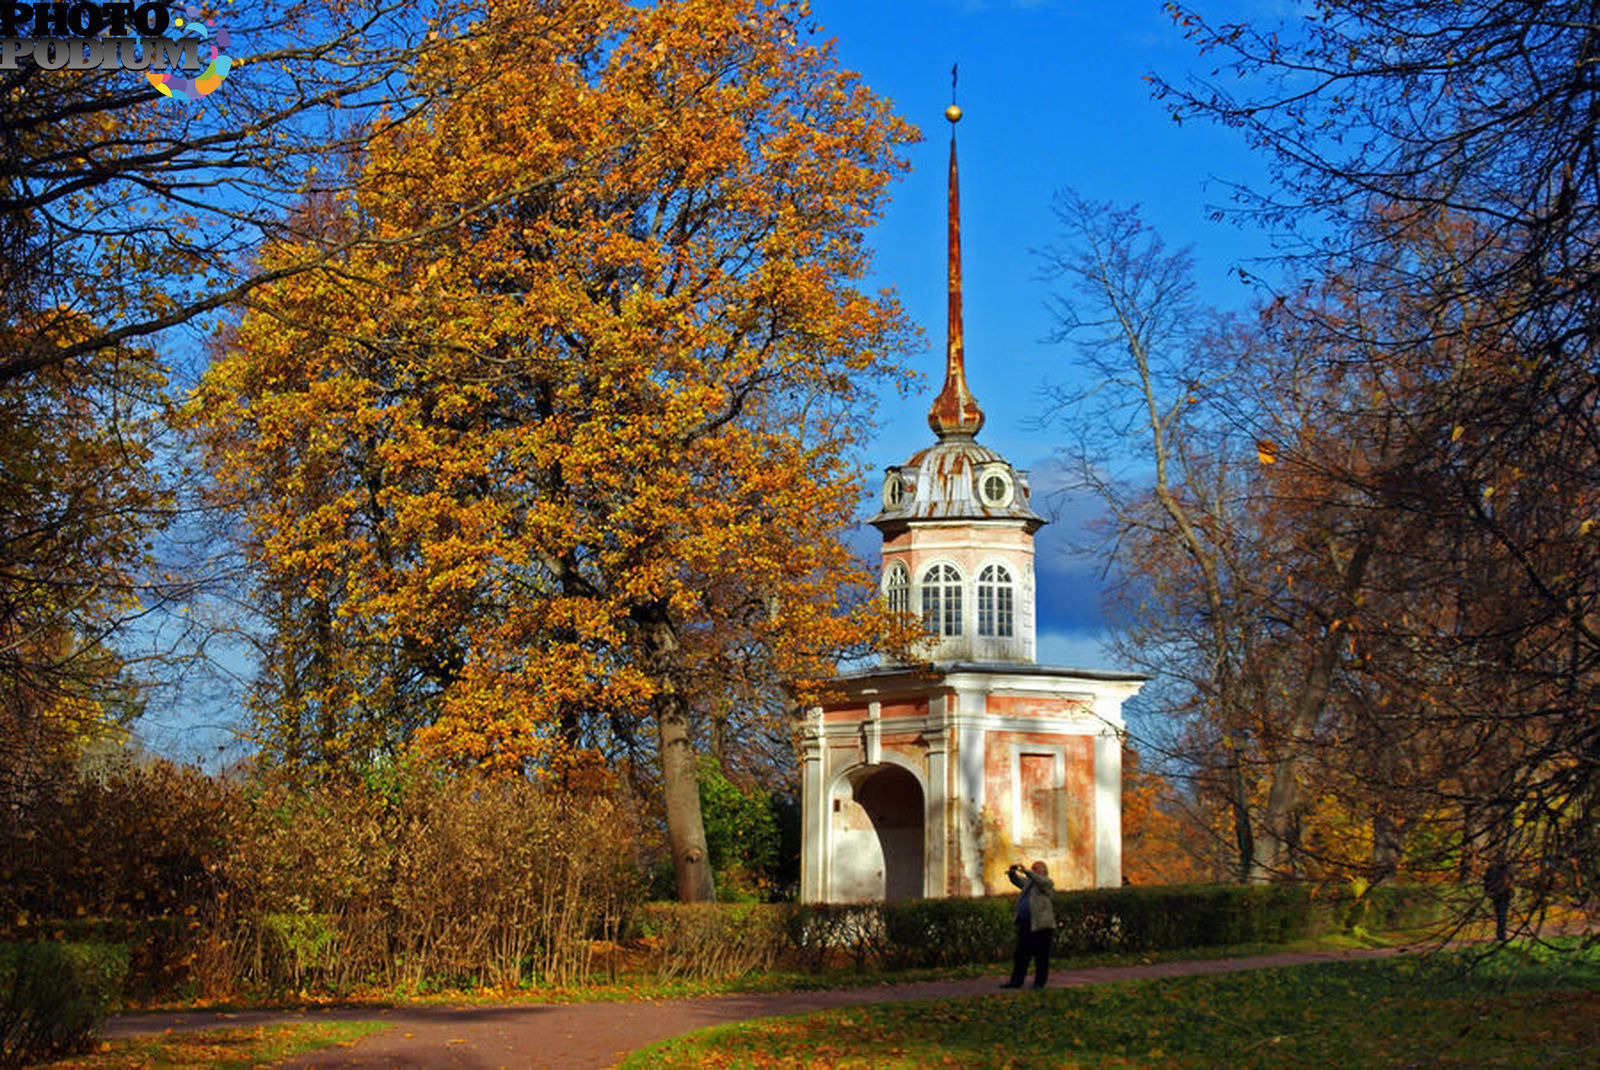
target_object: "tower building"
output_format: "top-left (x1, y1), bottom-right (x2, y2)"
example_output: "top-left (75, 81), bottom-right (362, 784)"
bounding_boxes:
top-left (799, 105), bottom-right (1146, 903)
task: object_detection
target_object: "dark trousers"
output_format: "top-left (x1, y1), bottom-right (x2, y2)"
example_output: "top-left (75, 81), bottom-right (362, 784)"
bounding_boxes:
top-left (1492, 892), bottom-right (1511, 941)
top-left (1009, 922), bottom-right (1053, 987)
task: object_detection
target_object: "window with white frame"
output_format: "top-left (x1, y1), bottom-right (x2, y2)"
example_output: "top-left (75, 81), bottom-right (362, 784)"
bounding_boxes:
top-left (920, 563), bottom-right (963, 637)
top-left (977, 563), bottom-right (1014, 638)
top-left (979, 466), bottom-right (1013, 508)
top-left (884, 563), bottom-right (910, 616)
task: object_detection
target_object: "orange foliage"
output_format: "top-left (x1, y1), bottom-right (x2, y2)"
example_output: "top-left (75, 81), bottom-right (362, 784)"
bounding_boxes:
top-left (1121, 746), bottom-right (1212, 885)
top-left (190, 0), bottom-right (917, 791)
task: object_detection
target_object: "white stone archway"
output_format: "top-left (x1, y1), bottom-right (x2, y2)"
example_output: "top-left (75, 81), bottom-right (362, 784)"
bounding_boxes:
top-left (826, 761), bottom-right (926, 902)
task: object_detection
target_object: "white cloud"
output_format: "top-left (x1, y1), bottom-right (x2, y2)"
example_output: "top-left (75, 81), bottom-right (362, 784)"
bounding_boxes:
top-left (1035, 629), bottom-right (1120, 669)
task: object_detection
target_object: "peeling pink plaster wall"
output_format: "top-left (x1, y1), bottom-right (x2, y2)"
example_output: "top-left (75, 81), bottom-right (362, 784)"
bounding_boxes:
top-left (986, 694), bottom-right (1091, 719)
top-left (983, 731), bottom-right (1096, 888)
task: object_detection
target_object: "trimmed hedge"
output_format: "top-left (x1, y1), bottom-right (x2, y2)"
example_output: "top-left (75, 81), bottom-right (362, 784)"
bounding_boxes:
top-left (782, 882), bottom-right (1453, 972)
top-left (881, 896), bottom-right (1011, 968)
top-left (26, 918), bottom-right (187, 1003)
top-left (0, 941), bottom-right (129, 1067)
top-left (1052, 883), bottom-right (1328, 952)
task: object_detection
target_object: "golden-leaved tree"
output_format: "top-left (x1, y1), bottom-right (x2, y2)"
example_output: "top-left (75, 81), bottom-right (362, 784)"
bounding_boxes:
top-left (192, 0), bottom-right (917, 900)
top-left (1, 3), bottom-right (474, 781)
top-left (0, 315), bottom-right (166, 791)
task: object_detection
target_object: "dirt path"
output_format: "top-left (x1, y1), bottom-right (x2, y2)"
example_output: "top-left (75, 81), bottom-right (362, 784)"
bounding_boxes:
top-left (104, 946), bottom-right (1411, 1069)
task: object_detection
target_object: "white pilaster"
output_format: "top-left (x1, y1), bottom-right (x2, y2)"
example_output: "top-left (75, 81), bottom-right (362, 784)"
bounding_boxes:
top-left (1093, 725), bottom-right (1123, 888)
top-left (952, 686), bottom-right (987, 895)
top-left (864, 700), bottom-right (882, 765)
top-left (924, 703), bottom-right (949, 897)
top-left (800, 708), bottom-right (827, 902)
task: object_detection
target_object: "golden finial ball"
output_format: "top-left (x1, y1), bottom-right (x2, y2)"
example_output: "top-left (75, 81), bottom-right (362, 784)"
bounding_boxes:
top-left (945, 104), bottom-right (963, 123)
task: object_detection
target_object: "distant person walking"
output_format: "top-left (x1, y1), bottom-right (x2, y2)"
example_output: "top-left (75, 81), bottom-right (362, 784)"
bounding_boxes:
top-left (1484, 860), bottom-right (1514, 941)
top-left (1001, 860), bottom-right (1056, 989)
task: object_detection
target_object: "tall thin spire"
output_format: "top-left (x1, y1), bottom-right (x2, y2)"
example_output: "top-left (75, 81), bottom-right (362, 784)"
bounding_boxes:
top-left (928, 72), bottom-right (985, 439)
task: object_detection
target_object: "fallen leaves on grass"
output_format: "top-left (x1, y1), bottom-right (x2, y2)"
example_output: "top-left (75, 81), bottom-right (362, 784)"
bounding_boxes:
top-left (38, 1021), bottom-right (387, 1069)
top-left (624, 946), bottom-right (1600, 1068)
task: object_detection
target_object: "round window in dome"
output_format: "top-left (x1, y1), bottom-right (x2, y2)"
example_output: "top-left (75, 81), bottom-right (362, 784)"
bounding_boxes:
top-left (882, 472), bottom-right (905, 508)
top-left (979, 467), bottom-right (1013, 508)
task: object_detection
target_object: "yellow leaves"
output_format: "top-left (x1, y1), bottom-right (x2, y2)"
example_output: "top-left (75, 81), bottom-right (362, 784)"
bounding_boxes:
top-left (1256, 439), bottom-right (1278, 464)
top-left (190, 0), bottom-right (916, 775)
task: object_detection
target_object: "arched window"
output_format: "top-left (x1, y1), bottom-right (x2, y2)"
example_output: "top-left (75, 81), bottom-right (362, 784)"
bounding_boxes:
top-left (884, 563), bottom-right (910, 616)
top-left (978, 564), bottom-right (1014, 638)
top-left (920, 564), bottom-right (963, 637)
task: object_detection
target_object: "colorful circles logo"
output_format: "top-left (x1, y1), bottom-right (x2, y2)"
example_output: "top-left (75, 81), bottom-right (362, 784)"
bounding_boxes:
top-left (147, 5), bottom-right (231, 100)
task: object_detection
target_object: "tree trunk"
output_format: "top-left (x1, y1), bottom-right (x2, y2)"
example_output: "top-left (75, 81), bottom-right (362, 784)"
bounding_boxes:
top-left (1370, 810), bottom-right (1401, 879)
top-left (636, 602), bottom-right (716, 903)
top-left (1229, 744), bottom-right (1257, 884)
top-left (1257, 539), bottom-right (1374, 879)
top-left (656, 692), bottom-right (716, 902)
top-left (1255, 749), bottom-right (1299, 879)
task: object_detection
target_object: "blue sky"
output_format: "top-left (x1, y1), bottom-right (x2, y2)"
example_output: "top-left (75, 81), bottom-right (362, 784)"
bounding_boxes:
top-left (809, 0), bottom-right (1284, 666)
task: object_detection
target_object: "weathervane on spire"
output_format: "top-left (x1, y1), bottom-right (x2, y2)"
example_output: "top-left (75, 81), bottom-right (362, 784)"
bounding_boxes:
top-left (928, 62), bottom-right (984, 439)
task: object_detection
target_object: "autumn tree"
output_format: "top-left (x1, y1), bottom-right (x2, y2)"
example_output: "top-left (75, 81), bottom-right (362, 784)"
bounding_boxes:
top-left (1153, 0), bottom-right (1599, 342)
top-left (0, 1), bottom-right (495, 780)
top-left (1152, 1), bottom-right (1600, 913)
top-left (1037, 190), bottom-right (1285, 881)
top-left (192, 0), bottom-right (916, 900)
top-left (1121, 744), bottom-right (1214, 884)
top-left (0, 319), bottom-right (166, 795)
top-left (1040, 192), bottom-right (1494, 886)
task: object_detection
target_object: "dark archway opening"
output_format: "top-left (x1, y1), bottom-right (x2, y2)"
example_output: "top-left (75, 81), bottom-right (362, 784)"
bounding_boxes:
top-left (855, 764), bottom-right (925, 900)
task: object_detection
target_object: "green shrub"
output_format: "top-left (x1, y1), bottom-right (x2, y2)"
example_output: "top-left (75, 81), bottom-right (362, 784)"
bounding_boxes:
top-left (782, 903), bottom-right (889, 972)
top-left (1345, 881), bottom-right (1455, 933)
top-left (640, 902), bottom-right (786, 982)
top-left (25, 918), bottom-right (186, 1004)
top-left (1052, 883), bottom-right (1345, 954)
top-left (880, 897), bottom-right (1011, 968)
top-left (0, 942), bottom-right (129, 1067)
top-left (697, 761), bottom-right (781, 902)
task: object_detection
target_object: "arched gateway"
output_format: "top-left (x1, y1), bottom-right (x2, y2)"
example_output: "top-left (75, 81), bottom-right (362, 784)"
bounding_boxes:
top-left (828, 763), bottom-right (926, 902)
top-left (800, 104), bottom-right (1146, 903)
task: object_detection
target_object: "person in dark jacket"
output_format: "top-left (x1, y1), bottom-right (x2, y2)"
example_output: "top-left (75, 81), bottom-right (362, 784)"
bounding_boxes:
top-left (1001, 860), bottom-right (1056, 989)
top-left (1483, 860), bottom-right (1514, 941)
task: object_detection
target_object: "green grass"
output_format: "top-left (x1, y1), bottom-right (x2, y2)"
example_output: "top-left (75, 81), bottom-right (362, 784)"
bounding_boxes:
top-left (38, 1020), bottom-right (387, 1069)
top-left (626, 944), bottom-right (1600, 1068)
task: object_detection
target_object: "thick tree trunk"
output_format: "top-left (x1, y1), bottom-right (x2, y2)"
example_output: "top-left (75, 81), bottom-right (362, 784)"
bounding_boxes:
top-left (1256, 750), bottom-right (1300, 879)
top-left (656, 692), bottom-right (716, 902)
top-left (1371, 810), bottom-right (1401, 879)
top-left (1368, 738), bottom-right (1402, 879)
top-left (635, 602), bottom-right (716, 903)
